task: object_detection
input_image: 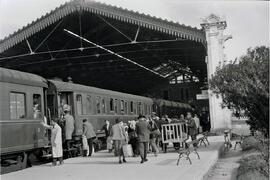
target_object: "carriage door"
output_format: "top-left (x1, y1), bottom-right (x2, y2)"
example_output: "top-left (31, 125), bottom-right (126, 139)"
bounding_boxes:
top-left (58, 92), bottom-right (74, 117)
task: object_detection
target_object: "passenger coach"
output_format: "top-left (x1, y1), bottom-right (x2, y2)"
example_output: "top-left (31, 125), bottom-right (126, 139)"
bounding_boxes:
top-left (0, 67), bottom-right (49, 171)
top-left (0, 67), bottom-right (193, 172)
top-left (47, 79), bottom-right (154, 140)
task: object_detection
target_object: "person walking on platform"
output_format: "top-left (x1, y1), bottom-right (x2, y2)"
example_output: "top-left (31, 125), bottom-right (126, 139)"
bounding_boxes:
top-left (41, 119), bottom-right (63, 166)
top-left (83, 119), bottom-right (96, 157)
top-left (102, 120), bottom-right (112, 138)
top-left (186, 112), bottom-right (198, 147)
top-left (61, 104), bottom-right (75, 157)
top-left (128, 120), bottom-right (139, 156)
top-left (171, 115), bottom-right (180, 123)
top-left (151, 112), bottom-right (161, 146)
top-left (179, 114), bottom-right (185, 123)
top-left (149, 118), bottom-right (160, 157)
top-left (136, 115), bottom-right (151, 163)
top-left (102, 120), bottom-right (112, 152)
top-left (193, 114), bottom-right (201, 134)
top-left (164, 114), bottom-right (172, 123)
top-left (111, 118), bottom-right (128, 164)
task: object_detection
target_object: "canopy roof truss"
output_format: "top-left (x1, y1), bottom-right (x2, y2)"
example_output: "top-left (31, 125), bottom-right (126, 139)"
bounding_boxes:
top-left (0, 0), bottom-right (207, 95)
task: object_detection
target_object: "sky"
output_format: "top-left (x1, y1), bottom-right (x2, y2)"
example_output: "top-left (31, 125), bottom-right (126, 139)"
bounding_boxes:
top-left (0, 0), bottom-right (269, 61)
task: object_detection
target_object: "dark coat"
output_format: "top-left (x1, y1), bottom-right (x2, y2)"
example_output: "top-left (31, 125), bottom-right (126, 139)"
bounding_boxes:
top-left (149, 120), bottom-right (159, 139)
top-left (102, 124), bottom-right (112, 138)
top-left (136, 120), bottom-right (150, 142)
top-left (187, 118), bottom-right (197, 136)
top-left (83, 121), bottom-right (96, 139)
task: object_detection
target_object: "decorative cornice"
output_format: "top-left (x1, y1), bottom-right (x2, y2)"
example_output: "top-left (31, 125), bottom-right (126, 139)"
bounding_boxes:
top-left (0, 0), bottom-right (206, 53)
top-left (201, 14), bottom-right (227, 31)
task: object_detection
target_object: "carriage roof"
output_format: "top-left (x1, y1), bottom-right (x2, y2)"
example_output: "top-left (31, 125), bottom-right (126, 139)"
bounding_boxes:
top-left (49, 79), bottom-right (153, 103)
top-left (153, 98), bottom-right (192, 109)
top-left (0, 67), bottom-right (48, 88)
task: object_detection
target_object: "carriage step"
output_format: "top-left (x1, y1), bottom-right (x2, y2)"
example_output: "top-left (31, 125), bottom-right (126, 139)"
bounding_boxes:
top-left (42, 154), bottom-right (52, 158)
top-left (3, 159), bottom-right (18, 165)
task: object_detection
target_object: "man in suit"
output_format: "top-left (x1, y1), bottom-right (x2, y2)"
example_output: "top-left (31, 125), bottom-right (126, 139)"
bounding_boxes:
top-left (102, 120), bottom-right (113, 152)
top-left (102, 120), bottom-right (111, 138)
top-left (61, 104), bottom-right (75, 158)
top-left (136, 115), bottom-right (151, 163)
top-left (83, 119), bottom-right (96, 156)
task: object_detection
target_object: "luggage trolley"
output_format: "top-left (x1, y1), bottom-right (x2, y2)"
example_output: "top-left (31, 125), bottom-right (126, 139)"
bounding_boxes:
top-left (161, 123), bottom-right (188, 152)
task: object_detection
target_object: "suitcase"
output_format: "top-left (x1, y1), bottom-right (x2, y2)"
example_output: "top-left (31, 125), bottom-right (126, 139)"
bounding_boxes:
top-left (107, 137), bottom-right (113, 150)
top-left (82, 135), bottom-right (89, 156)
top-left (122, 144), bottom-right (133, 157)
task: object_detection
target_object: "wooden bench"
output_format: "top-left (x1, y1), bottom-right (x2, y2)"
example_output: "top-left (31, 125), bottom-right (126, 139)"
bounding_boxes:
top-left (234, 136), bottom-right (244, 150)
top-left (177, 139), bottom-right (200, 165)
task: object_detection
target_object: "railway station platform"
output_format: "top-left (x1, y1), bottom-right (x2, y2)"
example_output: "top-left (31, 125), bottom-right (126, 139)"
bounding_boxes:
top-left (1, 136), bottom-right (225, 180)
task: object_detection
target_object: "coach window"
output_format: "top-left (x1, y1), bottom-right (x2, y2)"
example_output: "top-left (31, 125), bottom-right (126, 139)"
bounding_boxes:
top-left (120, 100), bottom-right (124, 114)
top-left (137, 102), bottom-right (142, 115)
top-left (134, 102), bottom-right (137, 114)
top-left (130, 101), bottom-right (134, 113)
top-left (76, 94), bottom-right (83, 115)
top-left (10, 92), bottom-right (26, 119)
top-left (96, 96), bottom-right (101, 114)
top-left (114, 99), bottom-right (118, 114)
top-left (33, 94), bottom-right (42, 119)
top-left (85, 95), bottom-right (92, 114)
top-left (101, 98), bottom-right (106, 114)
top-left (144, 104), bottom-right (147, 115)
top-left (110, 98), bottom-right (114, 112)
top-left (124, 101), bottom-right (128, 114)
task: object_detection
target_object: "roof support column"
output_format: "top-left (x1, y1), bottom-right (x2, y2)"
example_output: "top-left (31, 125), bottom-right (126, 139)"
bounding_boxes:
top-left (201, 14), bottom-right (232, 131)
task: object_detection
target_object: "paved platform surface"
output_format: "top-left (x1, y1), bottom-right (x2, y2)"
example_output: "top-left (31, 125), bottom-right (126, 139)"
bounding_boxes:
top-left (204, 141), bottom-right (242, 180)
top-left (1, 136), bottom-right (224, 180)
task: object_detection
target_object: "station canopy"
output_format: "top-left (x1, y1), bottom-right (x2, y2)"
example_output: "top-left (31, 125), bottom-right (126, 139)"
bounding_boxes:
top-left (0, 0), bottom-right (207, 95)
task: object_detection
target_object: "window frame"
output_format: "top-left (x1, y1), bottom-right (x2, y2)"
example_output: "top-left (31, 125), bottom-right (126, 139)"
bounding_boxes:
top-left (114, 99), bottom-right (118, 114)
top-left (96, 96), bottom-right (101, 114)
top-left (130, 101), bottom-right (134, 113)
top-left (109, 98), bottom-right (114, 112)
top-left (124, 101), bottom-right (128, 114)
top-left (33, 93), bottom-right (42, 119)
top-left (101, 98), bottom-right (106, 114)
top-left (85, 94), bottom-right (92, 114)
top-left (9, 92), bottom-right (26, 120)
top-left (76, 94), bottom-right (83, 115)
top-left (120, 100), bottom-right (124, 113)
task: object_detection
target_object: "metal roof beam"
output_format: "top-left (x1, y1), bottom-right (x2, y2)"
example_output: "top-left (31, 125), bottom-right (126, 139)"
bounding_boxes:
top-left (64, 29), bottom-right (166, 78)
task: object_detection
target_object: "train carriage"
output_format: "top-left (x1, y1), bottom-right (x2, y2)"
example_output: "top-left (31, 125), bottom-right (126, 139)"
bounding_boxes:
top-left (0, 68), bottom-right (49, 172)
top-left (47, 79), bottom-right (154, 141)
top-left (152, 98), bottom-right (193, 117)
top-left (0, 67), bottom-right (194, 173)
